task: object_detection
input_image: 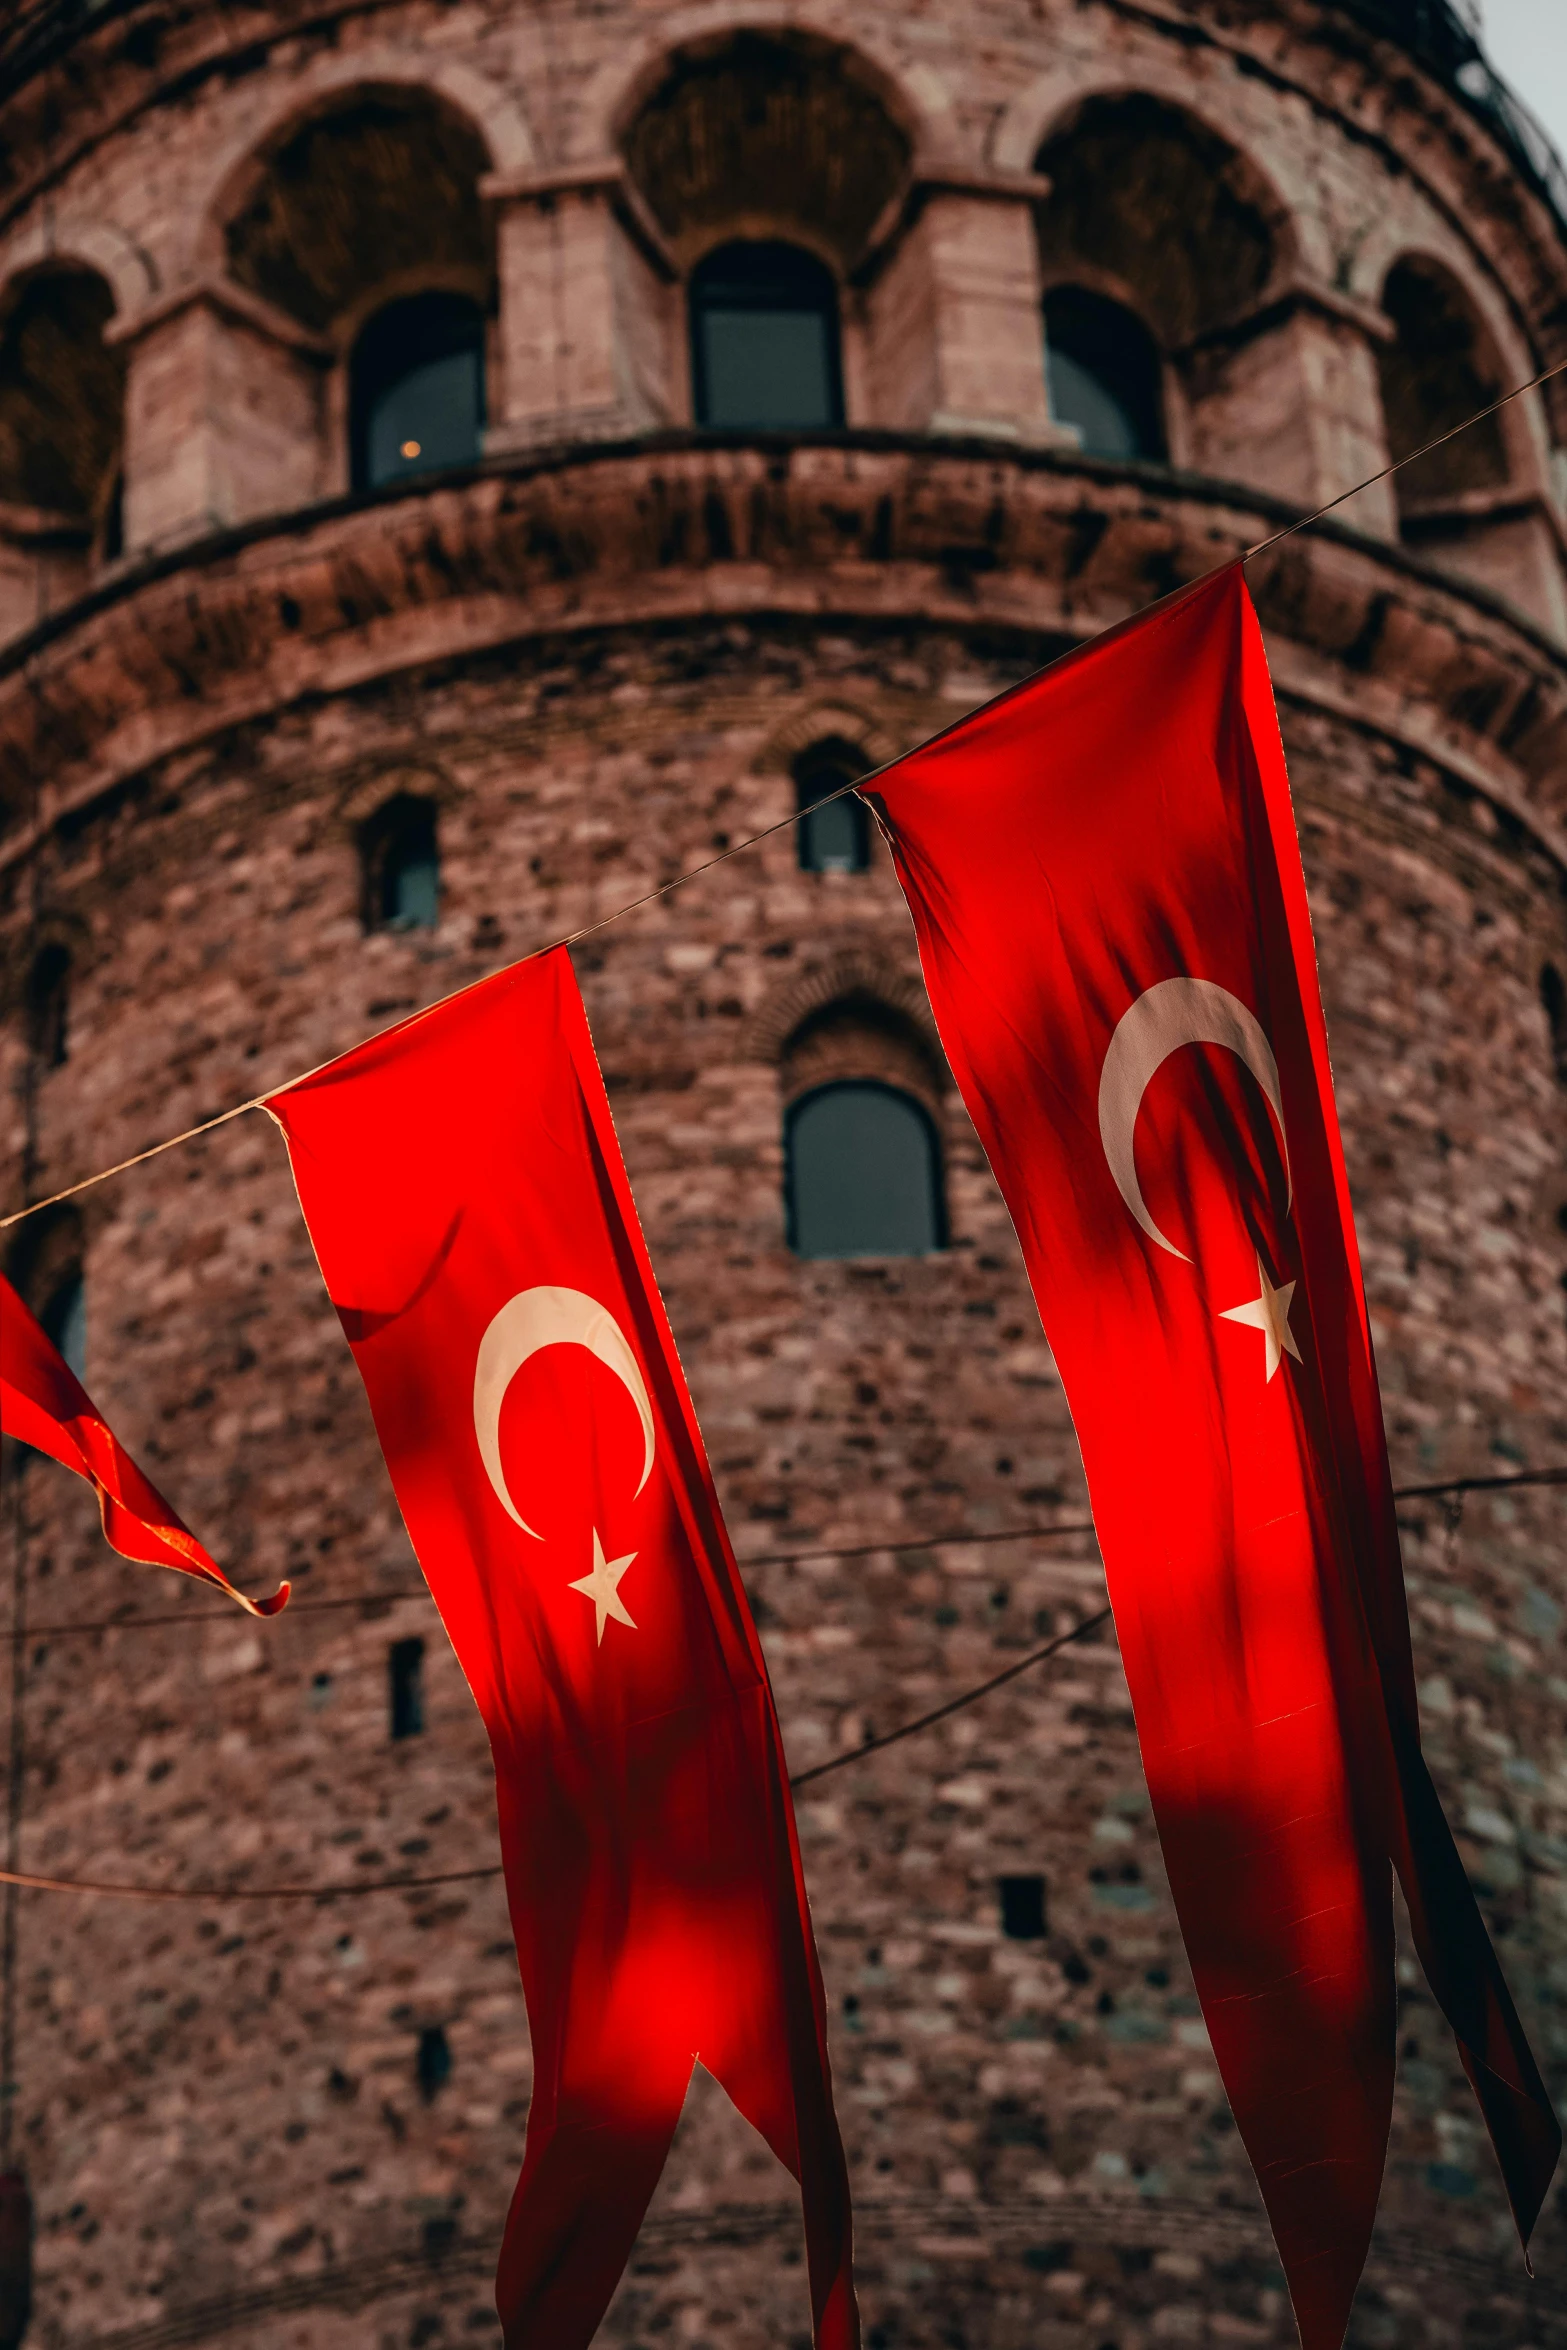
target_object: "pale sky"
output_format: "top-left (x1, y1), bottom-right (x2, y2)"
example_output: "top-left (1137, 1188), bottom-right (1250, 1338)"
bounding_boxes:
top-left (1474, 0), bottom-right (1567, 177)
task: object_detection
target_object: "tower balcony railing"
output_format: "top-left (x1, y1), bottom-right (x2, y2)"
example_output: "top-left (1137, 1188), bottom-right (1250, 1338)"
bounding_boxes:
top-left (1339, 0), bottom-right (1567, 232)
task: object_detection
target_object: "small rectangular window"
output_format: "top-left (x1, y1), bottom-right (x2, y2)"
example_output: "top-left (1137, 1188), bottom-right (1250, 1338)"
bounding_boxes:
top-left (389, 1637), bottom-right (425, 1740)
top-left (999, 1874), bottom-right (1047, 1940)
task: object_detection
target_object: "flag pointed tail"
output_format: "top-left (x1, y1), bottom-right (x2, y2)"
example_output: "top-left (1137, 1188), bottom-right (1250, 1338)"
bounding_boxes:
top-left (1389, 1723), bottom-right (1560, 2244)
top-left (0, 1271), bottom-right (288, 1617)
top-left (495, 2068), bottom-right (691, 2350)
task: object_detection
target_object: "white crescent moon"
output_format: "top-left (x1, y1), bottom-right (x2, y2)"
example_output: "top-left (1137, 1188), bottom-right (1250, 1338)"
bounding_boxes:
top-left (473, 1285), bottom-right (655, 1540)
top-left (1097, 979), bottom-right (1291, 1262)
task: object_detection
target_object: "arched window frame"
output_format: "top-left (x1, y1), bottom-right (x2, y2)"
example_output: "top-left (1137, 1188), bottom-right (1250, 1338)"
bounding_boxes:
top-left (776, 988), bottom-right (950, 1262)
top-left (792, 735), bottom-right (871, 874)
top-left (783, 1078), bottom-right (947, 1260)
top-left (1041, 279), bottom-right (1168, 464)
top-left (359, 792), bottom-right (441, 934)
top-left (0, 260), bottom-right (126, 584)
top-left (347, 283), bottom-right (489, 493)
top-left (1375, 252), bottom-right (1519, 524)
top-left (687, 237), bottom-right (847, 432)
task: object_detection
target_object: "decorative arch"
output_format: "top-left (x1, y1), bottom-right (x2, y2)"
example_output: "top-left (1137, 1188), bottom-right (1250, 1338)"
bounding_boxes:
top-left (752, 947), bottom-right (941, 1075)
top-left (215, 84), bottom-right (498, 338)
top-left (1029, 90), bottom-right (1294, 351)
top-left (993, 66), bottom-right (1322, 270)
top-left (0, 220), bottom-right (155, 320)
top-left (613, 22), bottom-right (922, 270)
top-left (755, 699), bottom-right (905, 775)
top-left (1374, 248), bottom-right (1531, 508)
top-left (596, 3), bottom-right (953, 178)
top-left (194, 46), bottom-right (535, 280)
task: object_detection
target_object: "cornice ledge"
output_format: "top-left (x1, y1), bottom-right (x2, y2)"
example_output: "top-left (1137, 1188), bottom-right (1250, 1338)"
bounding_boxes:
top-left (0, 436), bottom-right (1561, 867)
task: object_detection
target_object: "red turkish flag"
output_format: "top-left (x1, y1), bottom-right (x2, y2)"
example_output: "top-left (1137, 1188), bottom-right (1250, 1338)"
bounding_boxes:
top-left (269, 948), bottom-right (858, 2350)
top-left (869, 565), bottom-right (1557, 2347)
top-left (0, 1271), bottom-right (287, 1616)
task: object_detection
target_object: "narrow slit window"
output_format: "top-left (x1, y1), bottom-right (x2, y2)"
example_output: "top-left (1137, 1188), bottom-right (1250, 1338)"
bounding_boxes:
top-left (999, 1875), bottom-right (1047, 1940)
top-left (416, 2024), bottom-right (452, 2100)
top-left (26, 944), bottom-right (70, 1069)
top-left (362, 797), bottom-right (439, 933)
top-left (389, 1637), bottom-right (425, 1740)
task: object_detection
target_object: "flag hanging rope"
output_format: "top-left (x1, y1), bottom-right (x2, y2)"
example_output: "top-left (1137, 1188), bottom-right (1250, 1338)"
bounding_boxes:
top-left (3, 1464), bottom-right (1561, 1647)
top-left (2, 354), bottom-right (1564, 1242)
top-left (0, 1465), bottom-right (1558, 1901)
top-left (0, 1609), bottom-right (1113, 1904)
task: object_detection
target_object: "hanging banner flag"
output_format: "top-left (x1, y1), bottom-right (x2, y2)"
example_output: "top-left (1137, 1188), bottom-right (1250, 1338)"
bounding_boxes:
top-left (269, 948), bottom-right (858, 2350)
top-left (868, 564), bottom-right (1557, 2349)
top-left (0, 1272), bottom-right (288, 1617)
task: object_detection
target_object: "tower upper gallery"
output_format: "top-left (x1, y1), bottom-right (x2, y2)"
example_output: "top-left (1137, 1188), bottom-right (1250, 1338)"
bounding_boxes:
top-left (0, 0), bottom-right (1563, 645)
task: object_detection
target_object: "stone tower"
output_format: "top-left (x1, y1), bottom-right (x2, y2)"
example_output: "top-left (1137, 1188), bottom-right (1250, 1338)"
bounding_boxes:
top-left (1, 1), bottom-right (1565, 2346)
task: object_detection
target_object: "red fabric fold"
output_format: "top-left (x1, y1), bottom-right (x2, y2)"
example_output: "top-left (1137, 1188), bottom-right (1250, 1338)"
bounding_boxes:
top-left (269, 946), bottom-right (858, 2350)
top-left (0, 1270), bottom-right (288, 1617)
top-left (869, 564), bottom-right (1557, 2348)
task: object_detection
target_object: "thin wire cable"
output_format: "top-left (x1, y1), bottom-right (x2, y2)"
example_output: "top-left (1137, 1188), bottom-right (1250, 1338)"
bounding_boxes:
top-left (7, 1515), bottom-right (1103, 1643)
top-left (787, 1607), bottom-right (1110, 1790)
top-left (7, 1462), bottom-right (1563, 1646)
top-left (1241, 353), bottom-right (1567, 563)
top-left (0, 1611), bottom-right (1112, 1902)
top-left (1, 1462), bottom-right (1560, 1902)
top-left (4, 354), bottom-right (1565, 1239)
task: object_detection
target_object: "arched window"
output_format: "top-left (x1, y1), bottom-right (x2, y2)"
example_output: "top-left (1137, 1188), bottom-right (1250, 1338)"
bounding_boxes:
top-left (1378, 259), bottom-right (1508, 513)
top-left (361, 795), bottom-right (439, 932)
top-left (794, 737), bottom-right (870, 873)
top-left (1044, 287), bottom-right (1165, 461)
top-left (350, 292), bottom-right (486, 492)
top-left (785, 1081), bottom-right (944, 1259)
top-left (1033, 96), bottom-right (1280, 356)
top-left (691, 242), bottom-right (844, 430)
top-left (0, 266), bottom-right (125, 532)
top-left (25, 942), bottom-right (70, 1068)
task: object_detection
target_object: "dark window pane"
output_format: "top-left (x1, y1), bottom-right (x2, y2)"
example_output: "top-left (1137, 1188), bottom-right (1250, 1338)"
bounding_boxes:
top-left (364, 797), bottom-right (439, 932)
top-left (692, 242), bottom-right (843, 429)
top-left (386, 839), bottom-right (439, 929)
top-left (416, 2024), bottom-right (452, 2100)
top-left (42, 1273), bottom-right (85, 1383)
top-left (786, 1082), bottom-right (943, 1260)
top-left (351, 293), bottom-right (485, 491)
top-left (27, 943), bottom-right (70, 1067)
top-left (1000, 1875), bottom-right (1047, 1940)
top-left (389, 1637), bottom-right (425, 1739)
top-left (1044, 287), bottom-right (1164, 461)
top-left (798, 793), bottom-right (869, 873)
top-left (795, 743), bottom-right (869, 873)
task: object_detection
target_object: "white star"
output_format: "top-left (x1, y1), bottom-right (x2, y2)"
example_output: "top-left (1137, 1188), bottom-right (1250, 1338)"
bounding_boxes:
top-left (1219, 1254), bottom-right (1303, 1383)
top-left (568, 1528), bottom-right (638, 1644)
